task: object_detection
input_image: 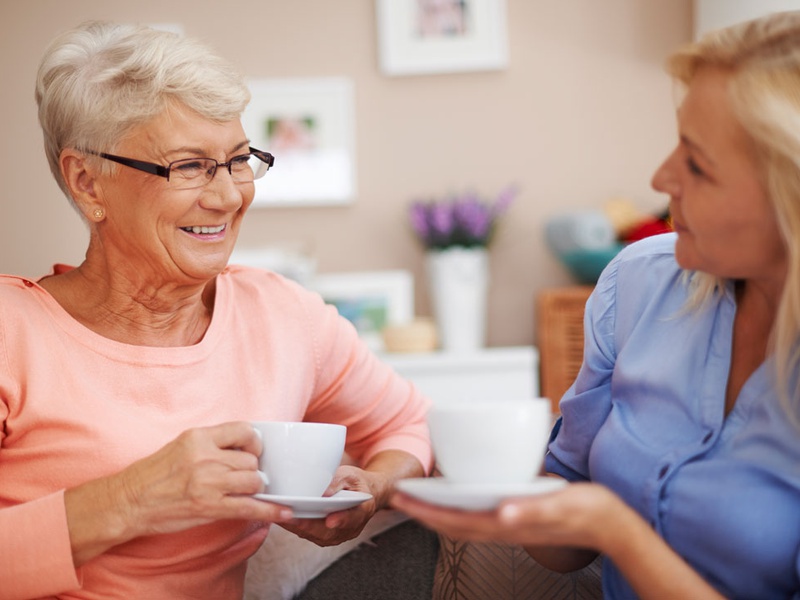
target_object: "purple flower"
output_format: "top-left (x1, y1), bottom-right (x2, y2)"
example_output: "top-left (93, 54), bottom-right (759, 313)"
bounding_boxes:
top-left (409, 201), bottom-right (432, 244)
top-left (408, 186), bottom-right (517, 250)
top-left (429, 202), bottom-right (455, 239)
top-left (454, 195), bottom-right (492, 241)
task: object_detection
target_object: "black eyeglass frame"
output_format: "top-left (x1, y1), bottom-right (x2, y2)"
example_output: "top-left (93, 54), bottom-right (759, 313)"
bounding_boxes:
top-left (85, 147), bottom-right (274, 182)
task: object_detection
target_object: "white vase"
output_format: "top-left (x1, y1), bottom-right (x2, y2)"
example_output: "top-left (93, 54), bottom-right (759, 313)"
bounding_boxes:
top-left (426, 246), bottom-right (489, 353)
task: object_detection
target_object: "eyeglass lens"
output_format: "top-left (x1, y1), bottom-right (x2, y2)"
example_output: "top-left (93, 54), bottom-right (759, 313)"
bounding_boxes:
top-left (168, 153), bottom-right (271, 189)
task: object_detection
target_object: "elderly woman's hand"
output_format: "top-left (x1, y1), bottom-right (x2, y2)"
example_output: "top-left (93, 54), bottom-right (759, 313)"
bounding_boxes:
top-left (278, 449), bottom-right (424, 547)
top-left (277, 464), bottom-right (381, 546)
top-left (64, 421), bottom-right (294, 566)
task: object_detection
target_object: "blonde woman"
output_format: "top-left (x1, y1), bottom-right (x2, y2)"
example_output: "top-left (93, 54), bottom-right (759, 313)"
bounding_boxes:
top-left (394, 12), bottom-right (800, 600)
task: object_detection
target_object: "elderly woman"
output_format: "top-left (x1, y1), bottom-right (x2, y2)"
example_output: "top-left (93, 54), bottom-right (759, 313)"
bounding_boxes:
top-left (394, 11), bottom-right (800, 600)
top-left (0, 21), bottom-right (431, 599)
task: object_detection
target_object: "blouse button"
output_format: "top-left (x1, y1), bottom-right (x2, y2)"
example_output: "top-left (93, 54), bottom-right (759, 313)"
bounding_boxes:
top-left (22, 279), bottom-right (33, 287)
top-left (658, 465), bottom-right (669, 479)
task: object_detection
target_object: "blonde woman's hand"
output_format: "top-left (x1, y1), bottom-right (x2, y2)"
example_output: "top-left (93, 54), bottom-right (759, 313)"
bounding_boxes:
top-left (392, 482), bottom-right (728, 600)
top-left (391, 480), bottom-right (619, 551)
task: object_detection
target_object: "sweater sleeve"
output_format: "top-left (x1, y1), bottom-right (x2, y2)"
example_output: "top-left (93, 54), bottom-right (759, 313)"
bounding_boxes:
top-left (0, 491), bottom-right (82, 599)
top-left (0, 286), bottom-right (81, 598)
top-left (297, 286), bottom-right (433, 473)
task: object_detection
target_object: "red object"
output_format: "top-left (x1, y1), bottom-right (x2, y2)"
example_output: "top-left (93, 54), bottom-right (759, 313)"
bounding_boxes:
top-left (624, 216), bottom-right (673, 243)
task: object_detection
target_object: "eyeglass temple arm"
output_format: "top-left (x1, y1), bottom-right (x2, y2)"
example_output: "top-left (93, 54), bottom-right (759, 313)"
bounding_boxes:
top-left (89, 150), bottom-right (170, 178)
top-left (249, 147), bottom-right (275, 168)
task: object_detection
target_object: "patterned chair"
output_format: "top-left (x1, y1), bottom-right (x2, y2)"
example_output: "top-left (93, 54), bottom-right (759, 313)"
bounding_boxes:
top-left (433, 538), bottom-right (602, 599)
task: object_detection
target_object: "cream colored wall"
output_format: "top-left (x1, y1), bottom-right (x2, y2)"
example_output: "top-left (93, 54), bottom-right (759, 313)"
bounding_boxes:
top-left (0, 0), bottom-right (691, 347)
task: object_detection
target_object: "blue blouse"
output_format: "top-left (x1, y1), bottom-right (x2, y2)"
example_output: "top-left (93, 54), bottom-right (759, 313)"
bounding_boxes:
top-left (545, 233), bottom-right (800, 600)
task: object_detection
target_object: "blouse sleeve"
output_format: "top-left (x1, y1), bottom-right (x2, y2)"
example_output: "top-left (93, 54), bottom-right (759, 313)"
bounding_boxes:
top-left (544, 254), bottom-right (620, 482)
top-left (294, 286), bottom-right (433, 473)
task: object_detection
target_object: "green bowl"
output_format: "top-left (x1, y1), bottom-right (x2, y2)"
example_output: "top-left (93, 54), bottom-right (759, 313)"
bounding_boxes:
top-left (558, 244), bottom-right (625, 284)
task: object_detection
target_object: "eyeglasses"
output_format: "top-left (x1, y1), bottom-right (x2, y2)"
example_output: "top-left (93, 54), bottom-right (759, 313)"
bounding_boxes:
top-left (85, 147), bottom-right (274, 190)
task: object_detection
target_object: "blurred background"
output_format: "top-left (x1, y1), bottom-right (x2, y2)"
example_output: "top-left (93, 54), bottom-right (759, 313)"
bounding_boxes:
top-left (0, 1), bottom-right (701, 347)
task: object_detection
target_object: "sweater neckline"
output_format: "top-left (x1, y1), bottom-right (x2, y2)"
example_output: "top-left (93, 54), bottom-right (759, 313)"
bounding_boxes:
top-left (24, 267), bottom-right (232, 365)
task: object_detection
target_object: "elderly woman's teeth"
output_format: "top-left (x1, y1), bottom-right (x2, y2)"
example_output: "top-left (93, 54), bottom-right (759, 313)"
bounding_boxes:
top-left (182, 225), bottom-right (225, 234)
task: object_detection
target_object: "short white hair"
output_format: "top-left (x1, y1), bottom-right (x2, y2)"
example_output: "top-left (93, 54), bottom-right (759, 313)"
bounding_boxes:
top-left (35, 20), bottom-right (251, 200)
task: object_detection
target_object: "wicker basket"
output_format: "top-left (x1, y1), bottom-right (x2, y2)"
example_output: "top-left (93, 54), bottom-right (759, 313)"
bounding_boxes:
top-left (536, 286), bottom-right (594, 413)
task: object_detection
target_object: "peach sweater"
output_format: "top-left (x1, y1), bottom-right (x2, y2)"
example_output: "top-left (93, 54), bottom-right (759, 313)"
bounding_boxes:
top-left (0, 265), bottom-right (432, 599)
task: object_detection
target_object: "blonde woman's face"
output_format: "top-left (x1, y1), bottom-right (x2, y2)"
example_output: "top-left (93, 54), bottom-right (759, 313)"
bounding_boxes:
top-left (651, 67), bottom-right (787, 284)
top-left (91, 103), bottom-right (255, 285)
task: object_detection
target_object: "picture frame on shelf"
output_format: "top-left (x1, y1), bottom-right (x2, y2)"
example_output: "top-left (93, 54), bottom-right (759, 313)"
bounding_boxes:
top-left (241, 77), bottom-right (356, 207)
top-left (310, 270), bottom-right (414, 352)
top-left (375, 0), bottom-right (508, 76)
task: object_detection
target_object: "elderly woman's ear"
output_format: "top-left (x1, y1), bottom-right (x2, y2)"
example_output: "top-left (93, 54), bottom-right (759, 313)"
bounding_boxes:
top-left (59, 149), bottom-right (105, 222)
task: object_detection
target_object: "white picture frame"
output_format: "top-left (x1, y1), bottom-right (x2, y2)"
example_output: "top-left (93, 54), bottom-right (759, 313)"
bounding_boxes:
top-left (376, 0), bottom-right (508, 76)
top-left (241, 78), bottom-right (356, 207)
top-left (310, 270), bottom-right (414, 352)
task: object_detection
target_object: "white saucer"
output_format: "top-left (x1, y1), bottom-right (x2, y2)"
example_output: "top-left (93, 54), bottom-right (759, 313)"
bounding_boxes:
top-left (395, 477), bottom-right (567, 511)
top-left (253, 489), bottom-right (372, 518)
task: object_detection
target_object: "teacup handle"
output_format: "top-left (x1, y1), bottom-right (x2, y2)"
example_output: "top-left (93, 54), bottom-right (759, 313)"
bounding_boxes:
top-left (252, 426), bottom-right (269, 488)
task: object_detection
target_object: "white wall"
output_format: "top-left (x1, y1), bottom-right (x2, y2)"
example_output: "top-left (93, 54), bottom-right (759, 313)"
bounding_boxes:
top-left (694, 0), bottom-right (800, 38)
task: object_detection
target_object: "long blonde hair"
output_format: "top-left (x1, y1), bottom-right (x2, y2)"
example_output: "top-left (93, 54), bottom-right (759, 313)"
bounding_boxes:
top-left (668, 11), bottom-right (800, 415)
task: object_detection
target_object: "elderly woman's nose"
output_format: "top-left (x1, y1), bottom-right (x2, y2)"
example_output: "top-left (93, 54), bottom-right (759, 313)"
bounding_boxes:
top-left (199, 171), bottom-right (246, 210)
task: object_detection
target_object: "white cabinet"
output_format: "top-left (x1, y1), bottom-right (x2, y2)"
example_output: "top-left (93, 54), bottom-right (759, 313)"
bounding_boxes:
top-left (380, 346), bottom-right (539, 405)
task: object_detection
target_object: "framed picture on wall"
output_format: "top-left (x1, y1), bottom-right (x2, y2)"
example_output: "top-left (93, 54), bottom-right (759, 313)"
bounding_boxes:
top-left (241, 78), bottom-right (356, 207)
top-left (375, 0), bottom-right (508, 76)
top-left (309, 270), bottom-right (414, 352)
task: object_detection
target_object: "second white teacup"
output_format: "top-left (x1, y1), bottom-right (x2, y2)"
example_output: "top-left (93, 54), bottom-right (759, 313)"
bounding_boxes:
top-left (252, 421), bottom-right (346, 497)
top-left (427, 398), bottom-right (552, 485)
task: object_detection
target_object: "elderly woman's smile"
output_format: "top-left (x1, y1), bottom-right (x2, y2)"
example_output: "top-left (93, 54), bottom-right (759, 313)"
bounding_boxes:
top-left (181, 224), bottom-right (227, 235)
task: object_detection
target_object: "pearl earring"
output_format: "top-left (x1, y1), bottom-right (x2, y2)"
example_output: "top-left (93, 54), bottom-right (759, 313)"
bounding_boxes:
top-left (92, 208), bottom-right (105, 220)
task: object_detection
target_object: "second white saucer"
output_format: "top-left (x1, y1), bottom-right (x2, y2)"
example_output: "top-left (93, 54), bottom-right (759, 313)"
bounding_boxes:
top-left (395, 477), bottom-right (567, 511)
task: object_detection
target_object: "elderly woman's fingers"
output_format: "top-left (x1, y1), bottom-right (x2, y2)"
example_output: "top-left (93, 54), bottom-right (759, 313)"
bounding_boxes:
top-left (278, 501), bottom-right (375, 547)
top-left (200, 421), bottom-right (264, 457)
top-left (110, 423), bottom-right (287, 536)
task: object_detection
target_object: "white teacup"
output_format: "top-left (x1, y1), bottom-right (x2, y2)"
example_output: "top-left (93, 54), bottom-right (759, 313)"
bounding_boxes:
top-left (251, 421), bottom-right (346, 497)
top-left (427, 398), bottom-right (552, 485)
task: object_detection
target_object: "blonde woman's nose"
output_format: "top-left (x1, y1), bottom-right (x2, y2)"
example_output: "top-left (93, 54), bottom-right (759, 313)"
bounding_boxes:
top-left (651, 150), bottom-right (681, 198)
